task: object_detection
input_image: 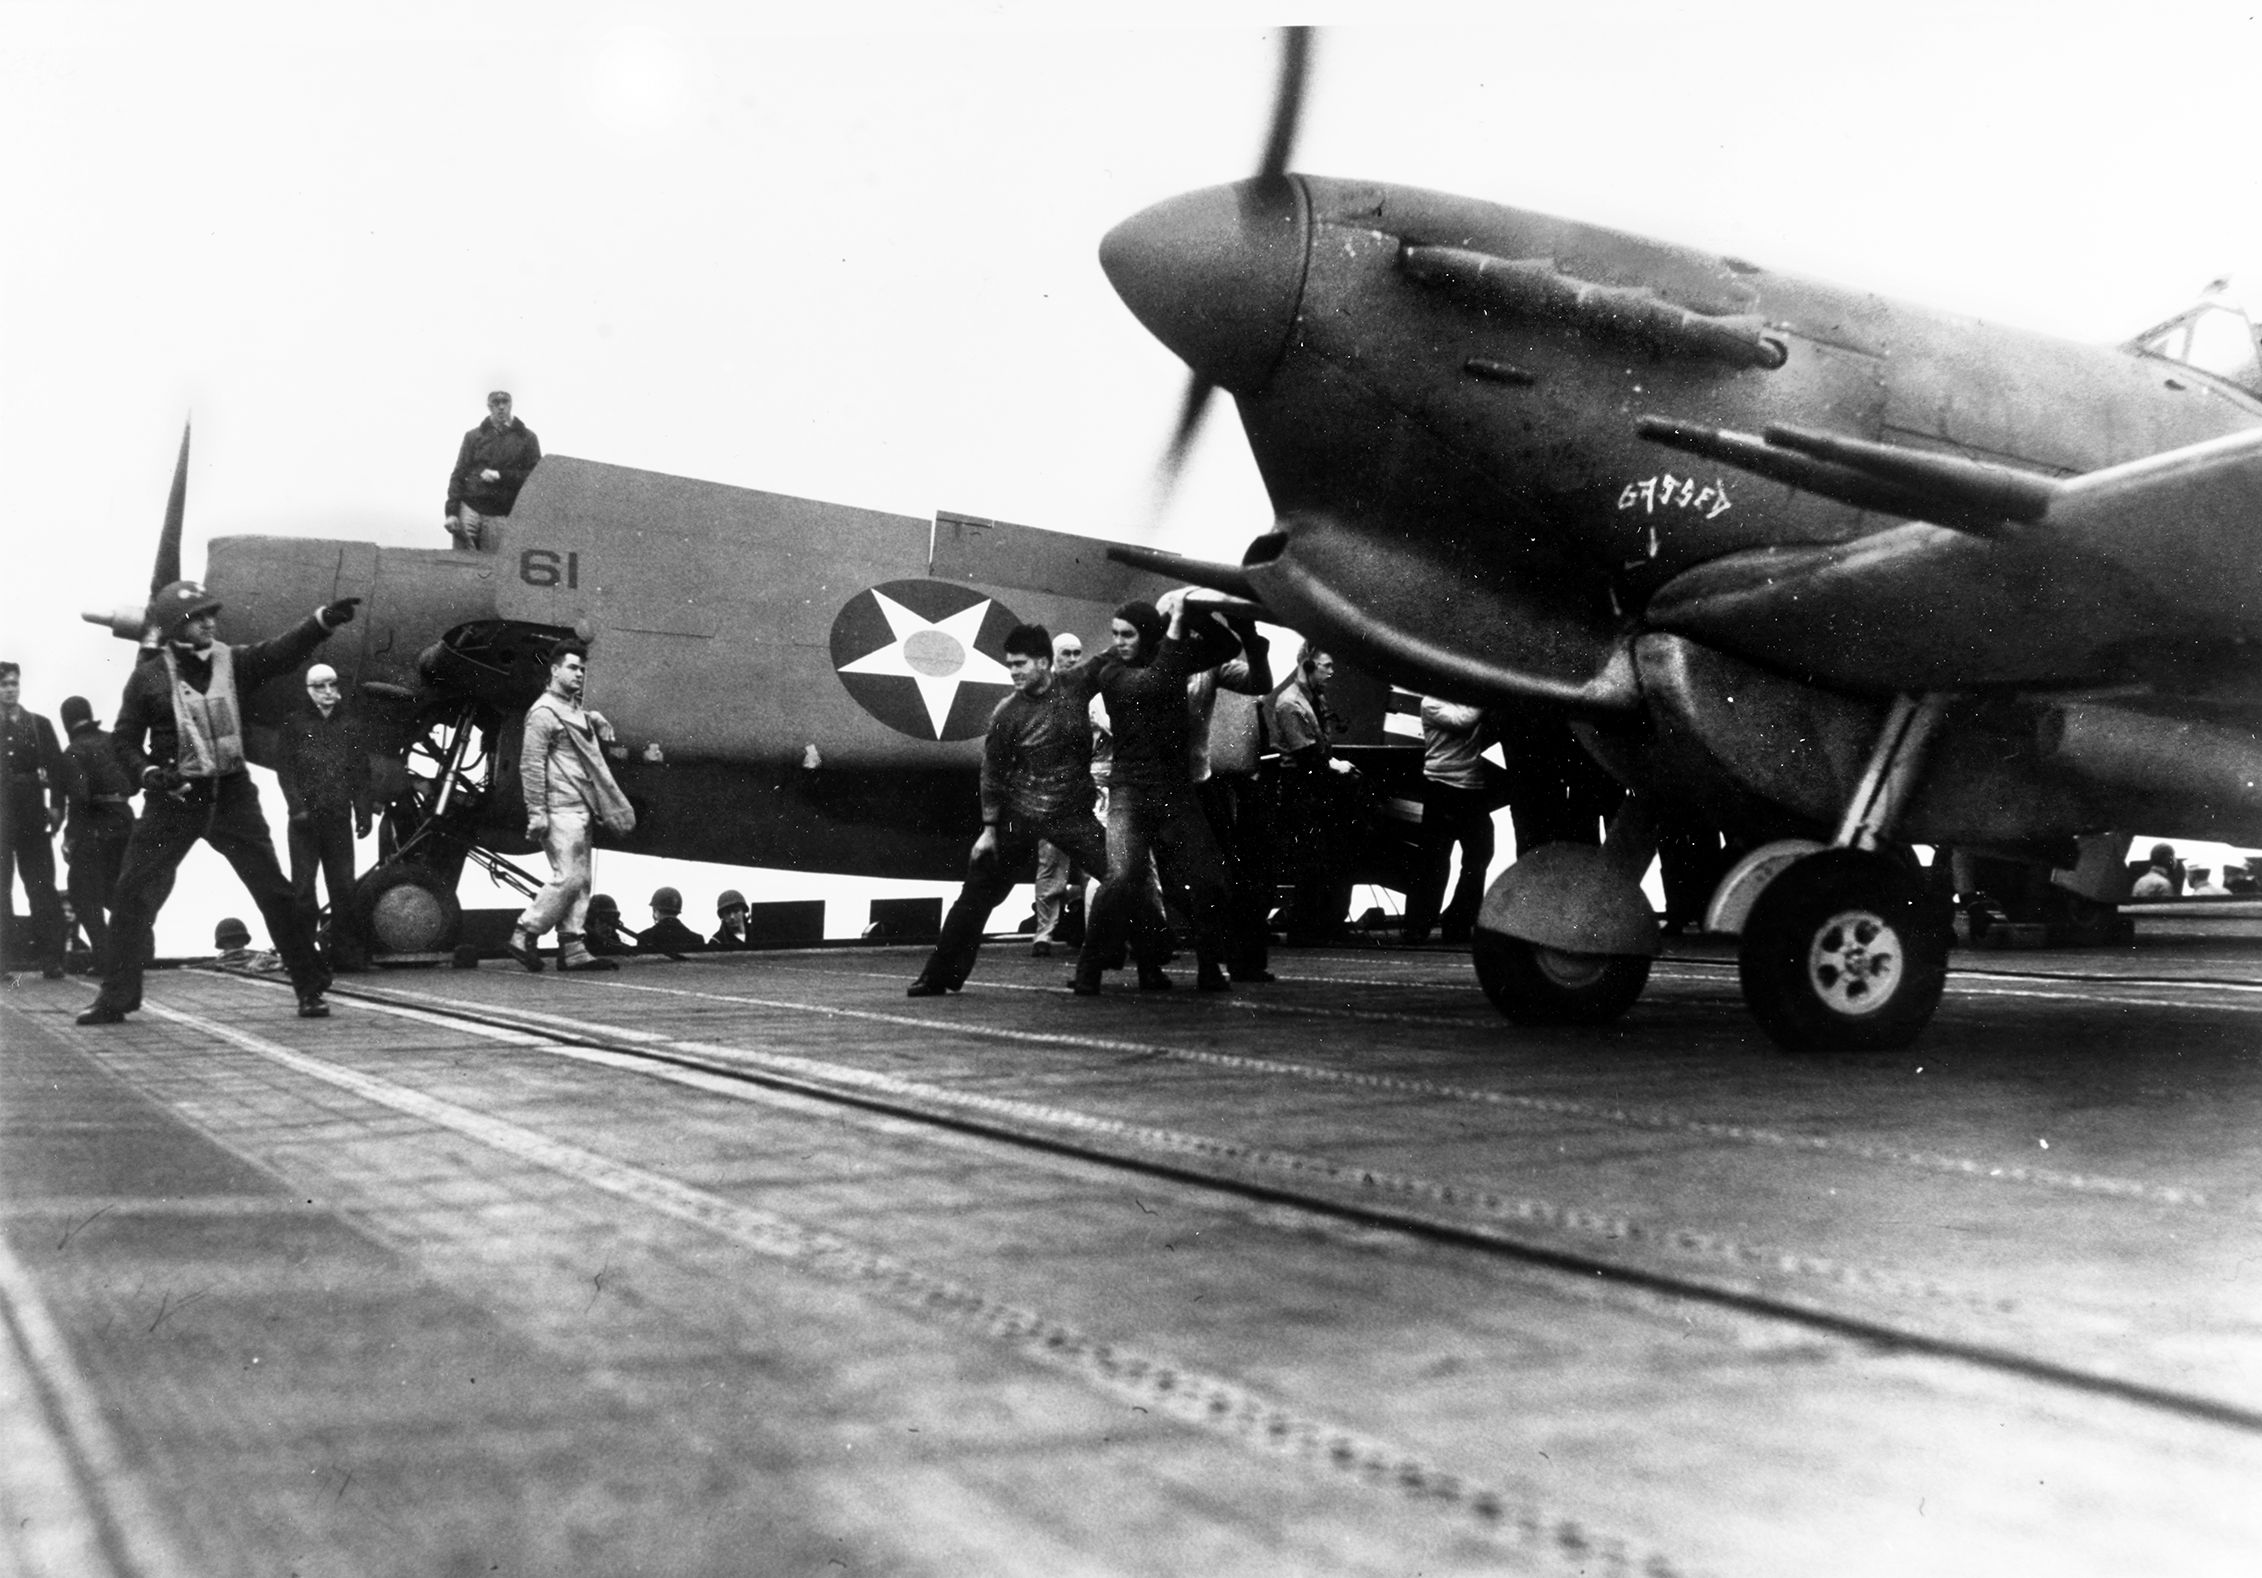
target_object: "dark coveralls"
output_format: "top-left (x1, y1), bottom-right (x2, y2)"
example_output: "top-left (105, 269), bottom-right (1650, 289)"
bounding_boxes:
top-left (1076, 623), bottom-right (1239, 981)
top-left (445, 417), bottom-right (541, 545)
top-left (636, 916), bottom-right (706, 956)
top-left (916, 676), bottom-right (1115, 990)
top-left (59, 720), bottom-right (136, 975)
top-left (277, 699), bottom-right (372, 957)
top-left (90, 620), bottom-right (336, 1012)
top-left (1, 706), bottom-right (67, 972)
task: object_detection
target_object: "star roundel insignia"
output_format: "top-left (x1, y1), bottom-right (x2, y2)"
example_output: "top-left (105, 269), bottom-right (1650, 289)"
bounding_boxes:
top-left (829, 579), bottom-right (1023, 741)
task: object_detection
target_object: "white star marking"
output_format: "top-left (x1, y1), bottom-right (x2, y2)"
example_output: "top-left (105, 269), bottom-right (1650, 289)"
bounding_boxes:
top-left (836, 590), bottom-right (1012, 737)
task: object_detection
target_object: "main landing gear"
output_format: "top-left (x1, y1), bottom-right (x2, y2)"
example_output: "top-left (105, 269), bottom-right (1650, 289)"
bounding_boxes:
top-left (1713, 693), bottom-right (1954, 1051)
top-left (1471, 693), bottom-right (1955, 1051)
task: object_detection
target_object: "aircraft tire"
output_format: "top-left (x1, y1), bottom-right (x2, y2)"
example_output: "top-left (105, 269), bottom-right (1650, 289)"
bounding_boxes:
top-left (1472, 930), bottom-right (1649, 1026)
top-left (355, 863), bottom-right (464, 956)
top-left (1737, 849), bottom-right (1950, 1053)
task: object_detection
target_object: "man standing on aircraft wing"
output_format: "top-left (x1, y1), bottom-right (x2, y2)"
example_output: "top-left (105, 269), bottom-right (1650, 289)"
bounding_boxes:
top-left (509, 639), bottom-right (635, 974)
top-left (444, 390), bottom-right (540, 550)
top-left (908, 623), bottom-right (1115, 996)
top-left (77, 583), bottom-right (361, 1024)
top-left (1070, 591), bottom-right (1241, 995)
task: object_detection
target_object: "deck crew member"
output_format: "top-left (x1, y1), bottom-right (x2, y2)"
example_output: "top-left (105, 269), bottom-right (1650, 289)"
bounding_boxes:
top-left (509, 639), bottom-right (635, 973)
top-left (907, 623), bottom-right (1115, 997)
top-left (277, 663), bottom-right (374, 970)
top-left (1266, 646), bottom-right (1355, 948)
top-left (1028, 629), bottom-right (1087, 957)
top-left (1402, 697), bottom-right (1496, 946)
top-left (77, 582), bottom-right (360, 1024)
top-left (1071, 592), bottom-right (1240, 995)
top-left (1188, 618), bottom-right (1275, 980)
top-left (638, 887), bottom-right (706, 956)
top-left (1, 661), bottom-right (68, 978)
top-left (709, 889), bottom-right (752, 949)
top-left (56, 695), bottom-right (135, 977)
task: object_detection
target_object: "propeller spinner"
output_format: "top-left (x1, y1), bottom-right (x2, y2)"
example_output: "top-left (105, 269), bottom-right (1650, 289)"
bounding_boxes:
top-left (1112, 25), bottom-right (1312, 506)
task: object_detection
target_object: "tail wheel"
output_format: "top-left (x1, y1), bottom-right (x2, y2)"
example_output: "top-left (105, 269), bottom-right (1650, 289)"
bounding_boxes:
top-left (1738, 848), bottom-right (1950, 1052)
top-left (355, 863), bottom-right (464, 956)
top-left (1473, 930), bottom-right (1650, 1026)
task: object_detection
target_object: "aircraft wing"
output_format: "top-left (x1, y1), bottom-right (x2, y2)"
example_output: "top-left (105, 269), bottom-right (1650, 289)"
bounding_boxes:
top-left (1642, 421), bottom-right (2262, 693)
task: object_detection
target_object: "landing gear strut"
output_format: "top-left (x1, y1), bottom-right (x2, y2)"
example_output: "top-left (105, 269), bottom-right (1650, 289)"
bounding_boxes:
top-left (358, 702), bottom-right (537, 956)
top-left (1735, 694), bottom-right (1954, 1052)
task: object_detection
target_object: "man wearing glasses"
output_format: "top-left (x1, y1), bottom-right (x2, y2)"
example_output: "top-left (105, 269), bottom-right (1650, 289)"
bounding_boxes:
top-left (444, 390), bottom-right (542, 550)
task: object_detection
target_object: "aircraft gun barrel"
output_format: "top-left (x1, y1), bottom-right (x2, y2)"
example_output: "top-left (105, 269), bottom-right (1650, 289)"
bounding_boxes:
top-left (1762, 425), bottom-right (2058, 526)
top-left (1636, 416), bottom-right (2050, 536)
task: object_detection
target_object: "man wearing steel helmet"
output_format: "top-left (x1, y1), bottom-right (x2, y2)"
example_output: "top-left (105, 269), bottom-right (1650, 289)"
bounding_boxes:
top-left (76, 581), bottom-right (361, 1025)
top-left (277, 662), bottom-right (375, 971)
top-left (708, 890), bottom-right (752, 950)
top-left (637, 886), bottom-right (705, 957)
top-left (55, 694), bottom-right (135, 977)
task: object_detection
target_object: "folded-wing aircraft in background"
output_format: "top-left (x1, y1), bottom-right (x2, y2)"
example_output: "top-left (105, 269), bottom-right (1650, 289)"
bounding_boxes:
top-left (82, 445), bottom-right (1268, 953)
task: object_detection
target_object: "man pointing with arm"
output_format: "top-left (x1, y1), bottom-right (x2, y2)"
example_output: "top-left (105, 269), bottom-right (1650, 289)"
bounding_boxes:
top-left (78, 582), bottom-right (361, 1024)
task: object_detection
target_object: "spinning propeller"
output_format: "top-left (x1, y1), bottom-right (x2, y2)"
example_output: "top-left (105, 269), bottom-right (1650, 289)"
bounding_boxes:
top-left (1143, 26), bottom-right (1311, 511)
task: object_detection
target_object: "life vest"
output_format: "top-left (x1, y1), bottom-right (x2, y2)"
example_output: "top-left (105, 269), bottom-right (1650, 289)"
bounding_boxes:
top-left (163, 644), bottom-right (247, 779)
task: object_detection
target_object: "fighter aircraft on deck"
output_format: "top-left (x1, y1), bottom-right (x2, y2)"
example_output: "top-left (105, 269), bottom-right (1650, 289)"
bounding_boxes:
top-left (1097, 34), bottom-right (2262, 1051)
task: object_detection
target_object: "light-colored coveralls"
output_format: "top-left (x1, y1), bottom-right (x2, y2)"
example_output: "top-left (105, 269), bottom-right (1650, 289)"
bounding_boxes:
top-left (517, 693), bottom-right (634, 959)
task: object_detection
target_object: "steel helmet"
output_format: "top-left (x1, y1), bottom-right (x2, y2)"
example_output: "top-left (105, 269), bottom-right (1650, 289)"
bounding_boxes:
top-left (716, 888), bottom-right (747, 914)
top-left (147, 580), bottom-right (222, 642)
top-left (651, 886), bottom-right (683, 916)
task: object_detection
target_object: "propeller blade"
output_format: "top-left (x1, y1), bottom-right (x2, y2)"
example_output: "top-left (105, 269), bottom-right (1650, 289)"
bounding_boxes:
top-left (1157, 375), bottom-right (1215, 500)
top-left (1255, 26), bottom-right (1312, 182)
top-left (154, 421), bottom-right (190, 592)
top-left (1146, 25), bottom-right (1312, 519)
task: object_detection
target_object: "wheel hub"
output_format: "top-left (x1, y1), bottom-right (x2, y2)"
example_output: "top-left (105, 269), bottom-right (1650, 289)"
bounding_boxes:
top-left (1806, 909), bottom-right (1901, 1016)
top-left (1532, 946), bottom-right (1612, 990)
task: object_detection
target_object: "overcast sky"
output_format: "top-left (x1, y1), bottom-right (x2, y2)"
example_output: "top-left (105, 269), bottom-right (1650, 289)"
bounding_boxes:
top-left (7, 2), bottom-right (2259, 950)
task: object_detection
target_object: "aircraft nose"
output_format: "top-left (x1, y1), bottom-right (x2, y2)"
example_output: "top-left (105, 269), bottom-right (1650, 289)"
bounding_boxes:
top-left (1100, 177), bottom-right (1308, 395)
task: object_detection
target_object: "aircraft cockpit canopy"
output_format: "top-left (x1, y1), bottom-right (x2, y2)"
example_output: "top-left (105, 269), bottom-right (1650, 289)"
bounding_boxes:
top-left (2128, 280), bottom-right (2262, 397)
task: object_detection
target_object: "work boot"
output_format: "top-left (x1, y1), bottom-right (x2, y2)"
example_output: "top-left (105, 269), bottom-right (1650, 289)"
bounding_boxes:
top-left (76, 1001), bottom-right (130, 1025)
top-left (506, 928), bottom-right (545, 973)
top-left (905, 974), bottom-right (951, 997)
top-left (1069, 958), bottom-right (1103, 995)
top-left (296, 992), bottom-right (331, 1019)
top-left (1196, 963), bottom-right (1232, 993)
top-left (1136, 962), bottom-right (1173, 991)
top-left (557, 934), bottom-right (617, 972)
top-left (1029, 940), bottom-right (1052, 958)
